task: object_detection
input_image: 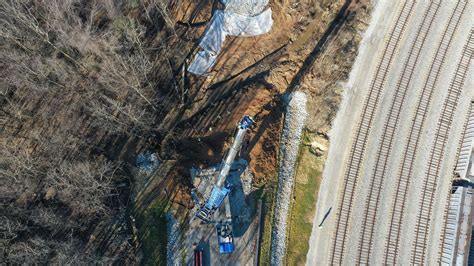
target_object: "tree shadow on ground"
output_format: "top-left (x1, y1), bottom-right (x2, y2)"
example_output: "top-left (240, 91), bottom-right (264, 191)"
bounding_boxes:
top-left (286, 0), bottom-right (353, 94)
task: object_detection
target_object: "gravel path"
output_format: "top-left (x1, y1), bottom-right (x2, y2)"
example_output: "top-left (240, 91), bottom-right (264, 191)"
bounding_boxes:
top-left (270, 91), bottom-right (307, 265)
top-left (166, 212), bottom-right (180, 266)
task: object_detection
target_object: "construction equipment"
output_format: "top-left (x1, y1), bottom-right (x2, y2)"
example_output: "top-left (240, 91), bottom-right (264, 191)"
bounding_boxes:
top-left (216, 190), bottom-right (234, 254)
top-left (196, 115), bottom-right (254, 222)
top-left (216, 221), bottom-right (234, 254)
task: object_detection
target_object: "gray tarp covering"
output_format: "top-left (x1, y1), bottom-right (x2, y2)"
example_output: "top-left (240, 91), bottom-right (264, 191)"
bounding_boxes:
top-left (188, 7), bottom-right (272, 75)
top-left (222, 0), bottom-right (269, 16)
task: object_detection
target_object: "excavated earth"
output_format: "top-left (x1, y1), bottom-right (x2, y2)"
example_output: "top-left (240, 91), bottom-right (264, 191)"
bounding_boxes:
top-left (164, 0), bottom-right (371, 195)
top-left (140, 0), bottom-right (371, 263)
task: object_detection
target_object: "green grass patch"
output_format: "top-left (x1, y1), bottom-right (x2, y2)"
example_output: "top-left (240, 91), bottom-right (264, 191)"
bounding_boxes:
top-left (136, 200), bottom-right (170, 266)
top-left (286, 136), bottom-right (323, 266)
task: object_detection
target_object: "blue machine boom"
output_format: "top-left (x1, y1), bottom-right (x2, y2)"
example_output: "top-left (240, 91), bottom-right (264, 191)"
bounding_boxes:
top-left (196, 115), bottom-right (254, 222)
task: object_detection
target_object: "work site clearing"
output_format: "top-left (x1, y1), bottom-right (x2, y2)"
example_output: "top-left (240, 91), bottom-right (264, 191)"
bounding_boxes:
top-left (4, 0), bottom-right (473, 265)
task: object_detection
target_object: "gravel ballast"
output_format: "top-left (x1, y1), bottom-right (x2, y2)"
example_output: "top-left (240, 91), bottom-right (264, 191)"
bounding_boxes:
top-left (270, 91), bottom-right (308, 265)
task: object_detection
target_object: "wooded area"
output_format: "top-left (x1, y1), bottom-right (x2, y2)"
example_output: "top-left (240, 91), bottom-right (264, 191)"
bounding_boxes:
top-left (0, 0), bottom-right (371, 263)
top-left (1, 0), bottom-right (186, 263)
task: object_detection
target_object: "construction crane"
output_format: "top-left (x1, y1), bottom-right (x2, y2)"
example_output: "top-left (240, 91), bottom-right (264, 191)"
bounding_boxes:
top-left (196, 115), bottom-right (254, 222)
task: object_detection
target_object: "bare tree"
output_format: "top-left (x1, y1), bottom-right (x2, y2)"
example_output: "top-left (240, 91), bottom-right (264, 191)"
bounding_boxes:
top-left (45, 159), bottom-right (119, 218)
top-left (0, 138), bottom-right (42, 202)
top-left (0, 0), bottom-right (186, 263)
top-left (145, 0), bottom-right (178, 30)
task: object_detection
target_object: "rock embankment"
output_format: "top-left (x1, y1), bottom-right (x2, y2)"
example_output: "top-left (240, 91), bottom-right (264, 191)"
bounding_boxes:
top-left (270, 91), bottom-right (308, 265)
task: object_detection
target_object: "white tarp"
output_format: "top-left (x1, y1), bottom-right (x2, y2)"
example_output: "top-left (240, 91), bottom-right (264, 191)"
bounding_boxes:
top-left (224, 8), bottom-right (272, 36)
top-left (199, 10), bottom-right (226, 53)
top-left (188, 7), bottom-right (272, 75)
top-left (222, 0), bottom-right (269, 16)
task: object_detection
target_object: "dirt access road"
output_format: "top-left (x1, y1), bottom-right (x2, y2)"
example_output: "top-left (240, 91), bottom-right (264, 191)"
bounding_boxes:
top-left (307, 1), bottom-right (474, 265)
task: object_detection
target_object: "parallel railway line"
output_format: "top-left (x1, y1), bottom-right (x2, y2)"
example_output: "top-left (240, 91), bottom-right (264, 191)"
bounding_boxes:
top-left (356, 2), bottom-right (440, 264)
top-left (330, 1), bottom-right (471, 264)
top-left (439, 100), bottom-right (474, 264)
top-left (411, 26), bottom-right (473, 264)
top-left (329, 1), bottom-right (415, 264)
top-left (383, 1), bottom-right (468, 264)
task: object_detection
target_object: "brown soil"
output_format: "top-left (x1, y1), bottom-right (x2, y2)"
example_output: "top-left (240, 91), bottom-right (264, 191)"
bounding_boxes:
top-left (0, 0), bottom-right (373, 262)
top-left (163, 0), bottom-right (370, 191)
top-left (129, 0), bottom-right (371, 262)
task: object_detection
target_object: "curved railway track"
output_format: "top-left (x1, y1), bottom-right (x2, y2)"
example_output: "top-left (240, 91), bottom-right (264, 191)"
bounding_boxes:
top-left (329, 2), bottom-right (415, 264)
top-left (356, 2), bottom-right (441, 264)
top-left (411, 27), bottom-right (473, 265)
top-left (439, 100), bottom-right (474, 264)
top-left (382, 1), bottom-right (468, 264)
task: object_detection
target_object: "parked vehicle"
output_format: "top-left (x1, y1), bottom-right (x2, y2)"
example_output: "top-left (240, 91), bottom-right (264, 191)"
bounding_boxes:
top-left (216, 222), bottom-right (234, 254)
top-left (194, 248), bottom-right (203, 266)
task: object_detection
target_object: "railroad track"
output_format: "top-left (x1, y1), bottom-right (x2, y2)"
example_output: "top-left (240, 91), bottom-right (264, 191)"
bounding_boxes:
top-left (439, 101), bottom-right (474, 264)
top-left (377, 2), bottom-right (469, 264)
top-left (411, 26), bottom-right (473, 264)
top-left (356, 2), bottom-right (440, 264)
top-left (329, 2), bottom-right (415, 264)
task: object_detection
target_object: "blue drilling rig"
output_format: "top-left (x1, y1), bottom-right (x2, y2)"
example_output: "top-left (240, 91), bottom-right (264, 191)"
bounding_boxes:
top-left (196, 115), bottom-right (254, 254)
top-left (196, 115), bottom-right (254, 222)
